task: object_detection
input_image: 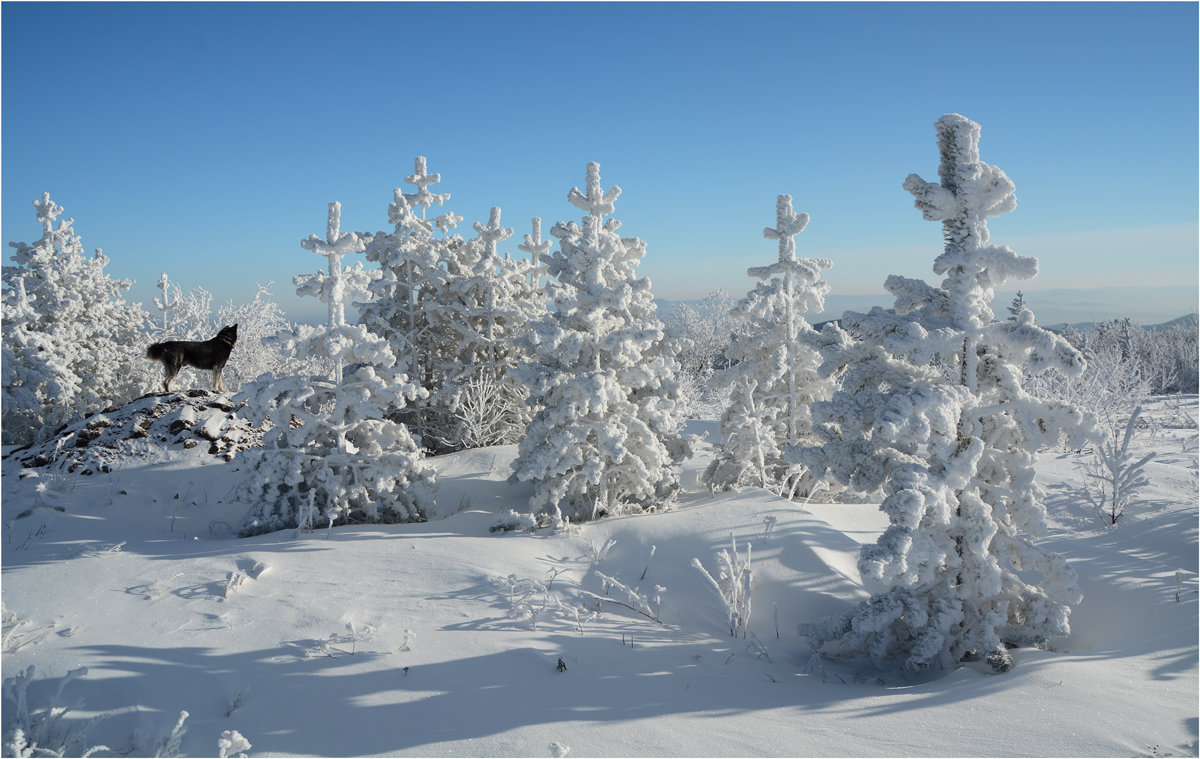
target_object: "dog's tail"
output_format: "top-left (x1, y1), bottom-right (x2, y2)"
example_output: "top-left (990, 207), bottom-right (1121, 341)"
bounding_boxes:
top-left (146, 343), bottom-right (165, 362)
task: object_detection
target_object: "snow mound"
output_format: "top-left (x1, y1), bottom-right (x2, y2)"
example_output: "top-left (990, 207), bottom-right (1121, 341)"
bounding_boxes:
top-left (4, 390), bottom-right (262, 475)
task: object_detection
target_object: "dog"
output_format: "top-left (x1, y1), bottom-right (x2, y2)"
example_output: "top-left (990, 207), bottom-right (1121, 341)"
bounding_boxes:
top-left (146, 324), bottom-right (238, 393)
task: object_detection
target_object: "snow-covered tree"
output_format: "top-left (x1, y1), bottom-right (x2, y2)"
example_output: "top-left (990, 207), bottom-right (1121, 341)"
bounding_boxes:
top-left (792, 115), bottom-right (1100, 673)
top-left (702, 195), bottom-right (833, 498)
top-left (154, 272), bottom-right (178, 334)
top-left (358, 157), bottom-right (463, 445)
top-left (511, 162), bottom-right (692, 522)
top-left (433, 206), bottom-right (546, 450)
top-left (237, 202), bottom-right (434, 536)
top-left (2, 193), bottom-right (153, 444)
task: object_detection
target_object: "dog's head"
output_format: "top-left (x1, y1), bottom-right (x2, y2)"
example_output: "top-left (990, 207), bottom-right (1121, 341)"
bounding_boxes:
top-left (219, 324), bottom-right (238, 346)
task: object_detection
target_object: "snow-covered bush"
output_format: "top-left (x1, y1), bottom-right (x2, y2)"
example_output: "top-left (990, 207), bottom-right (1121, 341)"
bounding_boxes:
top-left (2, 193), bottom-right (153, 444)
top-left (1083, 405), bottom-right (1157, 525)
top-left (217, 730), bottom-right (252, 759)
top-left (510, 162), bottom-right (692, 521)
top-left (236, 202), bottom-right (435, 536)
top-left (792, 115), bottom-right (1100, 673)
top-left (2, 665), bottom-right (107, 758)
top-left (703, 195), bottom-right (833, 498)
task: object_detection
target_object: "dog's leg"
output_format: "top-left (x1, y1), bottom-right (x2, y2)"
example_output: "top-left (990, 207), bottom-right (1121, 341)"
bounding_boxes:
top-left (213, 367), bottom-right (223, 393)
top-left (164, 357), bottom-right (181, 393)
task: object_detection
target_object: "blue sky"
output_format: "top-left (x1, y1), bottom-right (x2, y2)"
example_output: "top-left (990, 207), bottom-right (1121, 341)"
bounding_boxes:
top-left (3, 1), bottom-right (1197, 325)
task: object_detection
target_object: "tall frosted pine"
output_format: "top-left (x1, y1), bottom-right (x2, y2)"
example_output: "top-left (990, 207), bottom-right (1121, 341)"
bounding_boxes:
top-left (703, 194), bottom-right (832, 497)
top-left (511, 163), bottom-right (692, 522)
top-left (792, 115), bottom-right (1099, 673)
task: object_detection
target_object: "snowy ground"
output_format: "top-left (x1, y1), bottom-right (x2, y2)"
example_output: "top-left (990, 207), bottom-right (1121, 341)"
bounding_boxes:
top-left (2, 398), bottom-right (1197, 758)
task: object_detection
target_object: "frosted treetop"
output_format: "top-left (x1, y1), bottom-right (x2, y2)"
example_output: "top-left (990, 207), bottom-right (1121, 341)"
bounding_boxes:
top-left (300, 201), bottom-right (368, 260)
top-left (473, 207), bottom-right (515, 257)
top-left (747, 194), bottom-right (831, 283)
top-left (568, 162), bottom-right (621, 217)
top-left (403, 156), bottom-right (451, 211)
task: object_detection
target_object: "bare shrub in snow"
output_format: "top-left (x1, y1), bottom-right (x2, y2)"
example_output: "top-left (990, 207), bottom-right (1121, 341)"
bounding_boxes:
top-left (3, 193), bottom-right (154, 445)
top-left (2, 665), bottom-right (107, 758)
top-left (511, 162), bottom-right (692, 521)
top-left (692, 534), bottom-right (753, 638)
top-left (703, 195), bottom-right (833, 499)
top-left (792, 114), bottom-right (1100, 673)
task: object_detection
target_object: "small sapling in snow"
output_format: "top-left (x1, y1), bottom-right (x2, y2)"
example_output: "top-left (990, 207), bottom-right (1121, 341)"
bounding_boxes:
top-left (1082, 406), bottom-right (1157, 526)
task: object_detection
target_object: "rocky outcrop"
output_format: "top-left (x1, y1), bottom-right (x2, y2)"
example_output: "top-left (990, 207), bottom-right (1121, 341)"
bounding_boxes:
top-left (6, 390), bottom-right (263, 475)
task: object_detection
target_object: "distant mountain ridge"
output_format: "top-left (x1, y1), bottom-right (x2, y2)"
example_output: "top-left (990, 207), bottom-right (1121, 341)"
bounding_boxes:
top-left (656, 284), bottom-right (1199, 330)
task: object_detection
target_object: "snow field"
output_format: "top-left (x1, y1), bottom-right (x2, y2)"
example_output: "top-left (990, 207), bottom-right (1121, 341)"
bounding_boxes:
top-left (2, 397), bottom-right (1196, 757)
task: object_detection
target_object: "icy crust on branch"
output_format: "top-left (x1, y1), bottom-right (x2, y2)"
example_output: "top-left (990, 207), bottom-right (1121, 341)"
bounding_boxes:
top-left (791, 115), bottom-right (1099, 674)
top-left (3, 193), bottom-right (153, 445)
top-left (511, 163), bottom-right (691, 522)
top-left (703, 195), bottom-right (832, 497)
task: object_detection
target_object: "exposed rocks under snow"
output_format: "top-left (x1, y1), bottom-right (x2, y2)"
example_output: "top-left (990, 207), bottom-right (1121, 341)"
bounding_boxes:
top-left (5, 390), bottom-right (263, 475)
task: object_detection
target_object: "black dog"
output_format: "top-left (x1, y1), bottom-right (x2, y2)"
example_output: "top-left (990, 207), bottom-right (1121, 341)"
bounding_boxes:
top-left (146, 324), bottom-right (238, 393)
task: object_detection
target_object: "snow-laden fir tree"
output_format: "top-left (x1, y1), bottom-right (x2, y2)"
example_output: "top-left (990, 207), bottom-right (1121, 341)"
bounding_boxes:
top-left (434, 207), bottom-right (547, 449)
top-left (790, 114), bottom-right (1100, 673)
top-left (357, 157), bottom-right (463, 445)
top-left (511, 162), bottom-right (692, 522)
top-left (237, 202), bottom-right (434, 536)
top-left (702, 195), bottom-right (833, 498)
top-left (2, 193), bottom-right (153, 444)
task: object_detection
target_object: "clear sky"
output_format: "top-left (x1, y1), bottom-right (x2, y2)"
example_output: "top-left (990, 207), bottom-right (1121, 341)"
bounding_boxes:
top-left (3, 1), bottom-right (1197, 324)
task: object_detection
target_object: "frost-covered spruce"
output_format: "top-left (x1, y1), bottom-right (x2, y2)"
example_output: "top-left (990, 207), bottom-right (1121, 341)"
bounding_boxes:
top-left (434, 206), bottom-right (546, 449)
top-left (357, 157), bottom-right (463, 443)
top-left (791, 114), bottom-right (1100, 673)
top-left (237, 202), bottom-right (434, 536)
top-left (702, 195), bottom-right (832, 497)
top-left (2, 193), bottom-right (153, 445)
top-left (511, 163), bottom-right (692, 522)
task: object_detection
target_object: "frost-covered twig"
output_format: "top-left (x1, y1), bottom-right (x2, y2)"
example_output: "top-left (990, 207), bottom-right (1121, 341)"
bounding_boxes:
top-left (640, 545), bottom-right (657, 581)
top-left (584, 538), bottom-right (617, 564)
top-left (154, 710), bottom-right (189, 758)
top-left (2, 665), bottom-right (108, 758)
top-left (584, 572), bottom-right (664, 625)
